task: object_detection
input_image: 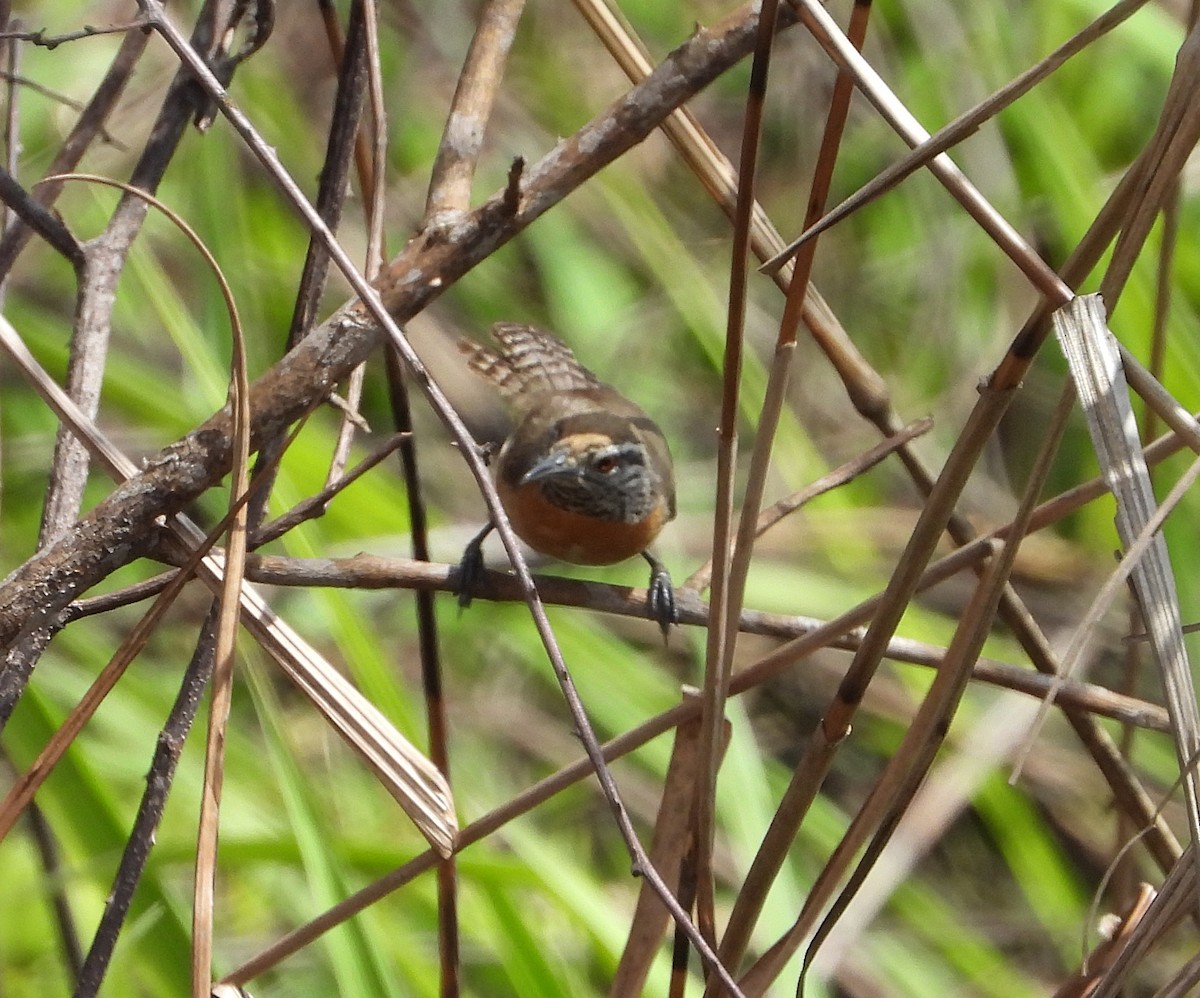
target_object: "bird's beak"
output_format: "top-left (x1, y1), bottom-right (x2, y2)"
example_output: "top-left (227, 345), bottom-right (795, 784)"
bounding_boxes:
top-left (519, 451), bottom-right (575, 485)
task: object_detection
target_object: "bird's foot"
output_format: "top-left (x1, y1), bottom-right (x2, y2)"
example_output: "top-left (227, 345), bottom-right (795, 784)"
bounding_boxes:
top-left (456, 523), bottom-right (494, 609)
top-left (642, 551), bottom-right (677, 642)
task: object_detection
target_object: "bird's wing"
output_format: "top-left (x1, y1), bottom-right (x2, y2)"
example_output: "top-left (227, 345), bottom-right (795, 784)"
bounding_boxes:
top-left (459, 323), bottom-right (600, 410)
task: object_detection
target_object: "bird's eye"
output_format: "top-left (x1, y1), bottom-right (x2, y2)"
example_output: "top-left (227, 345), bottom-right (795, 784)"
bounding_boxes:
top-left (593, 455), bottom-right (619, 474)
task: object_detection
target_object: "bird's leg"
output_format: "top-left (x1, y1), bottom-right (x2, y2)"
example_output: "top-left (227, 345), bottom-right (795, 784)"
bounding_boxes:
top-left (456, 522), bottom-right (495, 608)
top-left (642, 550), bottom-right (677, 641)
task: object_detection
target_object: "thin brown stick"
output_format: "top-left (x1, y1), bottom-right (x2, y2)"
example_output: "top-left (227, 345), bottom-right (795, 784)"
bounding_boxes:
top-left (2, 17), bottom-right (21, 293)
top-left (702, 20), bottom-right (874, 920)
top-left (135, 1), bottom-right (810, 987)
top-left (685, 417), bottom-right (932, 592)
top-left (0, 20), bottom-right (149, 47)
top-left (794, 332), bottom-right (1072, 992)
top-left (1099, 27), bottom-right (1200, 309)
top-left (762, 0), bottom-right (1153, 269)
top-left (190, 205), bottom-right (252, 998)
top-left (611, 709), bottom-right (712, 997)
top-left (252, 431), bottom-right (410, 546)
top-left (325, 4), bottom-right (382, 492)
top-left (694, 0), bottom-right (782, 951)
top-left (424, 0), bottom-right (526, 221)
top-left (0, 22), bottom-right (149, 278)
top-left (239, 551), bottom-right (1167, 732)
top-left (0, 0), bottom-right (801, 641)
top-left (791, 0), bottom-right (1068, 302)
top-left (221, 540), bottom-right (1167, 988)
top-left (388, 0), bottom-right (520, 988)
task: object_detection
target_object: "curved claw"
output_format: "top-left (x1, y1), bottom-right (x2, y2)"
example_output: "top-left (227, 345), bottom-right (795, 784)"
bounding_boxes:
top-left (642, 551), bottom-right (677, 642)
top-left (456, 523), bottom-right (494, 609)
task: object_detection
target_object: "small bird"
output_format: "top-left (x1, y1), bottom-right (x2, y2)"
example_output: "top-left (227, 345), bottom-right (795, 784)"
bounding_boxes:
top-left (455, 322), bottom-right (677, 636)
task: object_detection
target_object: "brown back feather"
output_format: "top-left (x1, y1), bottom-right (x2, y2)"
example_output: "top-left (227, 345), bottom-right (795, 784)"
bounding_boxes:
top-left (459, 323), bottom-right (600, 411)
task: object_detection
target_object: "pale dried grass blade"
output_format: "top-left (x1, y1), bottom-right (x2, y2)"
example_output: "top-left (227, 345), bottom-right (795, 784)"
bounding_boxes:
top-left (0, 314), bottom-right (458, 857)
top-left (764, 0), bottom-right (1152, 267)
top-left (790, 0), bottom-right (1068, 302)
top-left (225, 574), bottom-right (456, 856)
top-left (1052, 294), bottom-right (1200, 870)
top-left (1010, 449), bottom-right (1200, 781)
top-left (572, 0), bottom-right (790, 271)
top-left (578, 0), bottom-right (892, 423)
top-left (193, 244), bottom-right (253, 996)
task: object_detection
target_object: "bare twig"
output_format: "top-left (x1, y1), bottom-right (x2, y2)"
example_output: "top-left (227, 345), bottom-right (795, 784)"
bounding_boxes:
top-left (75, 610), bottom-right (219, 997)
top-left (363, 0), bottom-right (467, 988)
top-left (191, 182), bottom-right (252, 998)
top-left (0, 0), bottom-right (799, 641)
top-left (251, 431), bottom-right (410, 546)
top-left (0, 314), bottom-right (457, 856)
top-left (0, 22), bottom-right (149, 278)
top-left (0, 19), bottom-right (149, 48)
top-left (762, 0), bottom-right (1153, 268)
top-left (1099, 26), bottom-right (1200, 309)
top-left (694, 0), bottom-right (781, 952)
top-left (424, 0), bottom-right (526, 221)
top-left (238, 551), bottom-right (1168, 731)
top-left (789, 0), bottom-right (1068, 303)
top-left (0, 166), bottom-right (83, 265)
top-left (685, 417), bottom-right (933, 592)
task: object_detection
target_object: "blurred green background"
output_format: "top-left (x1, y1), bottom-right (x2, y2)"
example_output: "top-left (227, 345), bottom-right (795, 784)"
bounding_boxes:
top-left (1, 0), bottom-right (1197, 994)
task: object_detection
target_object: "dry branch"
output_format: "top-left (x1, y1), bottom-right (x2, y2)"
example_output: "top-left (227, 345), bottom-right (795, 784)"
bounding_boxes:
top-left (0, 0), bottom-right (798, 645)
